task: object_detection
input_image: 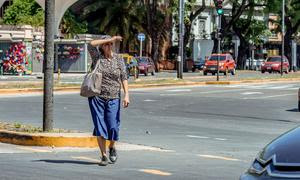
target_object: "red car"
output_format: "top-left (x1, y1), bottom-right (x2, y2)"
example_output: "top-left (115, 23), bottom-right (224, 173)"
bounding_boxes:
top-left (203, 53), bottom-right (236, 75)
top-left (261, 56), bottom-right (289, 74)
top-left (137, 57), bottom-right (155, 76)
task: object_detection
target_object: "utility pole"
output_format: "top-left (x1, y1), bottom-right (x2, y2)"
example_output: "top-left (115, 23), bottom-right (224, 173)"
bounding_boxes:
top-left (215, 0), bottom-right (224, 81)
top-left (217, 15), bottom-right (221, 81)
top-left (281, 0), bottom-right (285, 76)
top-left (43, 0), bottom-right (55, 131)
top-left (177, 0), bottom-right (184, 79)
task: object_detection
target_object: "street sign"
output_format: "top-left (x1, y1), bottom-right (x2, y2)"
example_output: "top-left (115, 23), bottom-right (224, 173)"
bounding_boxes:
top-left (138, 33), bottom-right (145, 41)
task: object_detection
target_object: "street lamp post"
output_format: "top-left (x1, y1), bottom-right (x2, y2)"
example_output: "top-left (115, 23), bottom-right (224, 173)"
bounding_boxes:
top-left (177, 0), bottom-right (184, 79)
top-left (43, 0), bottom-right (55, 131)
top-left (281, 0), bottom-right (285, 76)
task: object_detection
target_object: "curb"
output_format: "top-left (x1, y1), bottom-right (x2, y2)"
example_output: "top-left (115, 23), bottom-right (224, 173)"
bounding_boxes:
top-left (0, 130), bottom-right (101, 147)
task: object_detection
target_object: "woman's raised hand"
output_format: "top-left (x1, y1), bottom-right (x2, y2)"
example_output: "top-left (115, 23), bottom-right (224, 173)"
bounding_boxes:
top-left (112, 36), bottom-right (123, 42)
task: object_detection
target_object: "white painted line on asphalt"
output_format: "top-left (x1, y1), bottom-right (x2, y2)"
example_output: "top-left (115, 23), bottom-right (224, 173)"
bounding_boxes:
top-left (243, 93), bottom-right (295, 100)
top-left (214, 138), bottom-right (227, 141)
top-left (198, 89), bottom-right (246, 94)
top-left (159, 93), bottom-right (180, 96)
top-left (139, 169), bottom-right (172, 176)
top-left (197, 154), bottom-right (241, 161)
top-left (186, 135), bottom-right (209, 139)
top-left (241, 92), bottom-right (263, 95)
top-left (144, 99), bottom-right (157, 102)
top-left (165, 89), bottom-right (192, 92)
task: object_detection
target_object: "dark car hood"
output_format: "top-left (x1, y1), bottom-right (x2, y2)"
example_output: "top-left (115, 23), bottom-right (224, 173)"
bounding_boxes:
top-left (259, 126), bottom-right (300, 163)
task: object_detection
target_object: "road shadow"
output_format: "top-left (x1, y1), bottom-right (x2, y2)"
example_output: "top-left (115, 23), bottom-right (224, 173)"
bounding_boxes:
top-left (286, 108), bottom-right (299, 112)
top-left (33, 159), bottom-right (99, 165)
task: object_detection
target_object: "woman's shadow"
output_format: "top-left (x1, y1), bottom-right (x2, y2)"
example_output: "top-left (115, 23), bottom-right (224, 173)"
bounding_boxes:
top-left (33, 159), bottom-right (100, 165)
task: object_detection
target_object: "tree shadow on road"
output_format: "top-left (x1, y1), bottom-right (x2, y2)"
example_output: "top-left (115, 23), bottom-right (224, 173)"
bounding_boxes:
top-left (33, 159), bottom-right (99, 165)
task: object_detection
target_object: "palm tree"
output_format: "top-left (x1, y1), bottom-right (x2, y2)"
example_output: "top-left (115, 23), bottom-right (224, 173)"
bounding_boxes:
top-left (74, 0), bottom-right (144, 53)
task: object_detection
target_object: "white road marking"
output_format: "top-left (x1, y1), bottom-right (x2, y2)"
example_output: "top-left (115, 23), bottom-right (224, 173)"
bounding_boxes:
top-left (198, 154), bottom-right (241, 161)
top-left (214, 138), bottom-right (227, 141)
top-left (186, 135), bottom-right (209, 139)
top-left (165, 89), bottom-right (191, 92)
top-left (159, 93), bottom-right (180, 96)
top-left (139, 169), bottom-right (172, 176)
top-left (241, 92), bottom-right (263, 95)
top-left (198, 89), bottom-right (246, 94)
top-left (243, 93), bottom-right (295, 100)
top-left (144, 99), bottom-right (157, 102)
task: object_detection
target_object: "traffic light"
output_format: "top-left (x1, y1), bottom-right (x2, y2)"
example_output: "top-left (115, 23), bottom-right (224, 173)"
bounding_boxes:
top-left (215, 0), bottom-right (224, 15)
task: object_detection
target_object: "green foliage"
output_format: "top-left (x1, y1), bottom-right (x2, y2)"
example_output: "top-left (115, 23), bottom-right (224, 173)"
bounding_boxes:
top-left (235, 18), bottom-right (270, 45)
top-left (3, 0), bottom-right (44, 27)
top-left (60, 10), bottom-right (88, 38)
top-left (266, 0), bottom-right (300, 35)
top-left (81, 0), bottom-right (144, 51)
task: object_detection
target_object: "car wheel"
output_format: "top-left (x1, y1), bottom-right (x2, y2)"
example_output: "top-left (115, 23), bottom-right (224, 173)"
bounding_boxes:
top-left (151, 71), bottom-right (155, 76)
top-left (231, 68), bottom-right (236, 75)
top-left (261, 70), bottom-right (265, 73)
top-left (203, 71), bottom-right (207, 76)
top-left (212, 72), bottom-right (216, 76)
top-left (192, 68), bottom-right (196, 72)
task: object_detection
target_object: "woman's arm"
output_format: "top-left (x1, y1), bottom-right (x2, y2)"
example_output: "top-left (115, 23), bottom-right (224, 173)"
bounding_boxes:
top-left (121, 80), bottom-right (130, 108)
top-left (90, 36), bottom-right (122, 47)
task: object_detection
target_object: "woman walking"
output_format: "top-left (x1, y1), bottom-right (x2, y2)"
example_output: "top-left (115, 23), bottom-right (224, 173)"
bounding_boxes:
top-left (87, 35), bottom-right (130, 166)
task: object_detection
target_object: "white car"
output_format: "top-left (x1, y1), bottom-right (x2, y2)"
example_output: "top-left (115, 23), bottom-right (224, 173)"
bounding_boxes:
top-left (245, 58), bottom-right (265, 71)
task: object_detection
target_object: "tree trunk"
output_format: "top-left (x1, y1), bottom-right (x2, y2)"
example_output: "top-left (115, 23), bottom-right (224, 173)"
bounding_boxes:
top-left (237, 39), bottom-right (249, 69)
top-left (151, 33), bottom-right (161, 71)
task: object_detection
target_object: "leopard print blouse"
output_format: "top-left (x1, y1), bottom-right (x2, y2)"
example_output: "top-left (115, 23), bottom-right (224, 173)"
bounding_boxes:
top-left (88, 44), bottom-right (128, 100)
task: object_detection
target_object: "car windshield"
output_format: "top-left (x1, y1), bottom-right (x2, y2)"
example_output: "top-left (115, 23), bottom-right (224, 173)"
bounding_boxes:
top-left (209, 55), bottom-right (226, 61)
top-left (138, 58), bottom-right (148, 63)
top-left (267, 57), bottom-right (282, 62)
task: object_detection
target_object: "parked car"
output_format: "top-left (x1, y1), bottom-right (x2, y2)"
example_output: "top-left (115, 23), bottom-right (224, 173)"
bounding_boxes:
top-left (203, 53), bottom-right (236, 76)
top-left (261, 56), bottom-right (289, 74)
top-left (137, 57), bottom-right (155, 76)
top-left (192, 58), bottom-right (205, 72)
top-left (240, 126), bottom-right (300, 179)
top-left (245, 58), bottom-right (265, 71)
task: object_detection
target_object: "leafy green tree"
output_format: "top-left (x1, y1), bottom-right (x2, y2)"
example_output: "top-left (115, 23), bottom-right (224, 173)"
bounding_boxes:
top-left (60, 10), bottom-right (88, 39)
top-left (142, 0), bottom-right (174, 70)
top-left (172, 0), bottom-right (207, 58)
top-left (214, 0), bottom-right (269, 68)
top-left (266, 0), bottom-right (300, 67)
top-left (80, 0), bottom-right (144, 52)
top-left (3, 0), bottom-right (44, 27)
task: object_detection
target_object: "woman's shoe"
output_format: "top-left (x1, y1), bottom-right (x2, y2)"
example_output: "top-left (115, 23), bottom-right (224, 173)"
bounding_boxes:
top-left (99, 155), bottom-right (109, 166)
top-left (109, 147), bottom-right (118, 163)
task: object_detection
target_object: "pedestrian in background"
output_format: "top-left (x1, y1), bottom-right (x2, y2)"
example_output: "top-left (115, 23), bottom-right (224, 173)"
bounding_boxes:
top-left (87, 35), bottom-right (130, 166)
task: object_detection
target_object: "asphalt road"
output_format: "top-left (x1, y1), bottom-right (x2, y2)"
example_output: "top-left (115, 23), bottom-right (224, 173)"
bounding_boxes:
top-left (0, 82), bottom-right (299, 180)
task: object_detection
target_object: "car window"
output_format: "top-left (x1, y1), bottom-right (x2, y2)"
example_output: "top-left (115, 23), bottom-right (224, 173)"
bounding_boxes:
top-left (267, 57), bottom-right (282, 62)
top-left (209, 55), bottom-right (226, 61)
